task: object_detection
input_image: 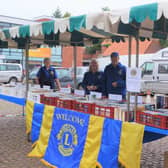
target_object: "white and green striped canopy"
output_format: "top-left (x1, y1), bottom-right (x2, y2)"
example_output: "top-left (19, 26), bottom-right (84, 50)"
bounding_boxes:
top-left (0, 2), bottom-right (168, 48)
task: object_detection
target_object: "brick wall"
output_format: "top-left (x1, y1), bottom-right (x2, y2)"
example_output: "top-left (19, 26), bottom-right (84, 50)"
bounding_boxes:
top-left (62, 46), bottom-right (84, 68)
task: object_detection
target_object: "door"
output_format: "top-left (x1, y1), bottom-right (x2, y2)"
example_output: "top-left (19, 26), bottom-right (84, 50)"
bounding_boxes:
top-left (156, 63), bottom-right (168, 81)
top-left (0, 64), bottom-right (7, 82)
top-left (6, 64), bottom-right (22, 81)
top-left (141, 62), bottom-right (155, 81)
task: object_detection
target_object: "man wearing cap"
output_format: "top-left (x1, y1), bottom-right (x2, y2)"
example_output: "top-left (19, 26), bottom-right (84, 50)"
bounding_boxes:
top-left (102, 52), bottom-right (126, 99)
top-left (36, 58), bottom-right (61, 90)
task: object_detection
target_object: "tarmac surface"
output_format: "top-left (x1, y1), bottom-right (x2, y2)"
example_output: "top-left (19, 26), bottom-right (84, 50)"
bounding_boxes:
top-left (0, 100), bottom-right (168, 168)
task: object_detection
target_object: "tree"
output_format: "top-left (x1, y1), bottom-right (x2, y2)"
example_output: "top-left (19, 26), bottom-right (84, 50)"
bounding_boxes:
top-left (160, 39), bottom-right (168, 48)
top-left (53, 7), bottom-right (62, 18)
top-left (102, 6), bottom-right (110, 11)
top-left (63, 12), bottom-right (71, 18)
top-left (85, 43), bottom-right (102, 55)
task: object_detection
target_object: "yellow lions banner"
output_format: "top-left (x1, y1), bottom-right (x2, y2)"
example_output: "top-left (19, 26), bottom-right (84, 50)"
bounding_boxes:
top-left (26, 103), bottom-right (144, 168)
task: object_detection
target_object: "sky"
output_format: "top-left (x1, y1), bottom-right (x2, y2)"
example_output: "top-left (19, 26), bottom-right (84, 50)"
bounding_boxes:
top-left (0, 0), bottom-right (161, 19)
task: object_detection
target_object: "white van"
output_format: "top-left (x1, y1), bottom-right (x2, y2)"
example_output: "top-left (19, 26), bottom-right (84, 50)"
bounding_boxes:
top-left (141, 48), bottom-right (168, 94)
top-left (0, 63), bottom-right (23, 83)
top-left (141, 60), bottom-right (168, 81)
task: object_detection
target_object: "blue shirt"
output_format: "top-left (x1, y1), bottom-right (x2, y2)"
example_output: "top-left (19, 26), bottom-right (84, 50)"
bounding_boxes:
top-left (102, 63), bottom-right (126, 97)
top-left (82, 71), bottom-right (103, 94)
top-left (37, 66), bottom-right (58, 89)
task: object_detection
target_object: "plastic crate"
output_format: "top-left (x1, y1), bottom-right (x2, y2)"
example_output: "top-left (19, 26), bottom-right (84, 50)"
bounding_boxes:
top-left (136, 111), bottom-right (168, 129)
top-left (57, 98), bottom-right (73, 110)
top-left (93, 105), bottom-right (114, 119)
top-left (114, 108), bottom-right (134, 121)
top-left (72, 101), bottom-right (93, 114)
top-left (40, 95), bottom-right (44, 104)
top-left (41, 96), bottom-right (58, 106)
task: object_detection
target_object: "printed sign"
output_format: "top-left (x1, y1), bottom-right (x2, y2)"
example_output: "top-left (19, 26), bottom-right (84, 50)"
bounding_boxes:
top-left (130, 96), bottom-right (143, 104)
top-left (108, 94), bottom-right (122, 101)
top-left (74, 89), bottom-right (85, 96)
top-left (126, 67), bottom-right (142, 93)
top-left (60, 88), bottom-right (71, 94)
top-left (90, 91), bottom-right (102, 99)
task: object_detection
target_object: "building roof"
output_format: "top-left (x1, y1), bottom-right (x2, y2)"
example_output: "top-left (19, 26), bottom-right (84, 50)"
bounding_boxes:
top-left (33, 15), bottom-right (55, 22)
top-left (102, 39), bottom-right (161, 56)
top-left (0, 15), bottom-right (35, 25)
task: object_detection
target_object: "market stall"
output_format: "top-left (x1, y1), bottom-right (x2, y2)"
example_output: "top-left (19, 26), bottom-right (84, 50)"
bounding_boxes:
top-left (0, 2), bottom-right (168, 167)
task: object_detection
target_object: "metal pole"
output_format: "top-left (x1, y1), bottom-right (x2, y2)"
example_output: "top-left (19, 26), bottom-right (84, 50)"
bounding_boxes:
top-left (25, 39), bottom-right (29, 99)
top-left (127, 36), bottom-right (132, 114)
top-left (135, 34), bottom-right (139, 121)
top-left (21, 49), bottom-right (25, 116)
top-left (73, 45), bottom-right (77, 89)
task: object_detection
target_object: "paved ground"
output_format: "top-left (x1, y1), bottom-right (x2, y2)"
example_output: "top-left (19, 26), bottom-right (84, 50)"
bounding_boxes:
top-left (0, 100), bottom-right (168, 168)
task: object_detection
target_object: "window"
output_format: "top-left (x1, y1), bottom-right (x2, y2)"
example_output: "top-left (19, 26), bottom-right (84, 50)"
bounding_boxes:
top-left (56, 69), bottom-right (71, 78)
top-left (162, 51), bottom-right (168, 58)
top-left (0, 65), bottom-right (6, 71)
top-left (158, 64), bottom-right (168, 74)
top-left (7, 65), bottom-right (20, 71)
top-left (142, 62), bottom-right (154, 75)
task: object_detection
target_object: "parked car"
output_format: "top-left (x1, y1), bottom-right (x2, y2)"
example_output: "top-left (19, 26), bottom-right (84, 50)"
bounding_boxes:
top-left (29, 67), bottom-right (74, 88)
top-left (70, 66), bottom-right (88, 88)
top-left (0, 63), bottom-right (23, 83)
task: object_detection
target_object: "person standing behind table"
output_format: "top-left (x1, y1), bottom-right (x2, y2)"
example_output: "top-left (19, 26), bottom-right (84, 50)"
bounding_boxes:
top-left (36, 58), bottom-right (61, 90)
top-left (102, 52), bottom-right (126, 100)
top-left (82, 59), bottom-right (103, 95)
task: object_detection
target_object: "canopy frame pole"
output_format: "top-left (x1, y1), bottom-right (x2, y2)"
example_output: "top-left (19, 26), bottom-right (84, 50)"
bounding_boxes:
top-left (25, 39), bottom-right (30, 99)
top-left (21, 49), bottom-right (25, 116)
top-left (134, 34), bottom-right (140, 121)
top-left (73, 45), bottom-right (77, 89)
top-left (127, 35), bottom-right (132, 113)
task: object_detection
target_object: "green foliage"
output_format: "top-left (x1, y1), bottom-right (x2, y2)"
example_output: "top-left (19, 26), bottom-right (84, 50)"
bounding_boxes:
top-left (102, 43), bottom-right (111, 48)
top-left (102, 6), bottom-right (111, 11)
top-left (85, 44), bottom-right (101, 54)
top-left (53, 8), bottom-right (71, 19)
top-left (53, 7), bottom-right (62, 18)
top-left (63, 12), bottom-right (71, 18)
top-left (160, 39), bottom-right (168, 48)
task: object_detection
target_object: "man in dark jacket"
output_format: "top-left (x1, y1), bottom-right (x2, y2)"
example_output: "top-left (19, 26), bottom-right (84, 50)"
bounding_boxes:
top-left (102, 52), bottom-right (126, 99)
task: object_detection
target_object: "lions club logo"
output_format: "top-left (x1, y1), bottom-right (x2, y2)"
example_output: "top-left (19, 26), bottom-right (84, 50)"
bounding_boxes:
top-left (57, 124), bottom-right (78, 156)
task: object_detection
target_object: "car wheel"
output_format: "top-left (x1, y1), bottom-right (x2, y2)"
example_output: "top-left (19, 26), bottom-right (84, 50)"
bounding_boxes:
top-left (9, 77), bottom-right (17, 84)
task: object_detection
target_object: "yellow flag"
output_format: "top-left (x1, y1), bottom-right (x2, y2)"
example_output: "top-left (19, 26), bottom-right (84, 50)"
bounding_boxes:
top-left (80, 115), bottom-right (104, 168)
top-left (28, 105), bottom-right (55, 158)
top-left (119, 122), bottom-right (144, 168)
top-left (26, 100), bottom-right (34, 134)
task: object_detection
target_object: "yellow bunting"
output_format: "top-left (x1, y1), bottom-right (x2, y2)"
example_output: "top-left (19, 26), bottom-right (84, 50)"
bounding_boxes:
top-left (25, 100), bottom-right (34, 134)
top-left (119, 122), bottom-right (145, 168)
top-left (80, 115), bottom-right (104, 168)
top-left (28, 105), bottom-right (55, 158)
top-left (41, 159), bottom-right (57, 168)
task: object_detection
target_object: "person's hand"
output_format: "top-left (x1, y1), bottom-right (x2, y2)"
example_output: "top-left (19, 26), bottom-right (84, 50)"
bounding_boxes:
top-left (112, 82), bottom-right (117, 87)
top-left (35, 78), bottom-right (39, 84)
top-left (87, 86), bottom-right (92, 90)
top-left (92, 86), bottom-right (97, 90)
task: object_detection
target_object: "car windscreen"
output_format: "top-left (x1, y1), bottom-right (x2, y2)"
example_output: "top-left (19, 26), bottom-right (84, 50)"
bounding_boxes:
top-left (56, 69), bottom-right (71, 78)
